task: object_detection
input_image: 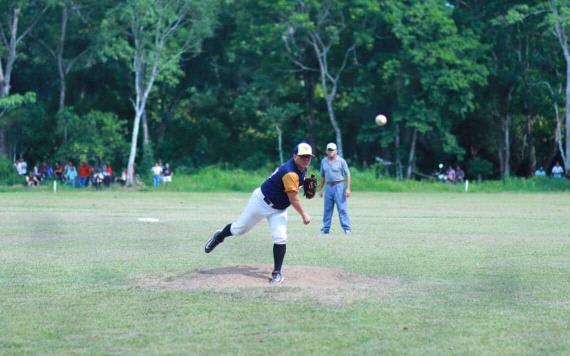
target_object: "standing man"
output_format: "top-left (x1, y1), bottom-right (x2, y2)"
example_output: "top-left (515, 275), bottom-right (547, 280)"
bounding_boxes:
top-left (151, 162), bottom-right (163, 188)
top-left (318, 142), bottom-right (352, 235)
top-left (204, 143), bottom-right (314, 285)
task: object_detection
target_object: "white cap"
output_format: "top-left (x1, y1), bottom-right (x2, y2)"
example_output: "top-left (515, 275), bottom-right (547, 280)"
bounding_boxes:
top-left (326, 142), bottom-right (337, 151)
top-left (295, 142), bottom-right (314, 156)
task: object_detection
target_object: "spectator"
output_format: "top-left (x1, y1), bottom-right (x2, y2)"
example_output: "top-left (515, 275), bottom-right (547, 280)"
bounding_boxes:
top-left (151, 162), bottom-right (162, 188)
top-left (78, 162), bottom-right (91, 187)
top-left (14, 158), bottom-right (28, 176)
top-left (32, 165), bottom-right (43, 183)
top-left (447, 166), bottom-right (456, 183)
top-left (552, 161), bottom-right (564, 179)
top-left (162, 163), bottom-right (173, 183)
top-left (92, 169), bottom-right (104, 190)
top-left (54, 162), bottom-right (64, 181)
top-left (26, 172), bottom-right (40, 187)
top-left (117, 169), bottom-right (127, 186)
top-left (455, 165), bottom-right (465, 182)
top-left (103, 161), bottom-right (113, 187)
top-left (534, 166), bottom-right (546, 177)
top-left (65, 163), bottom-right (78, 187)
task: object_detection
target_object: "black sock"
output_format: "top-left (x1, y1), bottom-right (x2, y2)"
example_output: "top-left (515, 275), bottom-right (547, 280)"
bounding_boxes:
top-left (218, 223), bottom-right (233, 240)
top-left (273, 244), bottom-right (286, 272)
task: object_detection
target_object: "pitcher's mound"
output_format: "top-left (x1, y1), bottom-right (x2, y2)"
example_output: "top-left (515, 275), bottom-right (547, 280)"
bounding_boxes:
top-left (136, 264), bottom-right (399, 305)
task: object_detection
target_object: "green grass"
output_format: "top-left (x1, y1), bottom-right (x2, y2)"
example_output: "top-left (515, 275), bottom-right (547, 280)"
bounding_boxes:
top-left (1, 191), bottom-right (570, 354)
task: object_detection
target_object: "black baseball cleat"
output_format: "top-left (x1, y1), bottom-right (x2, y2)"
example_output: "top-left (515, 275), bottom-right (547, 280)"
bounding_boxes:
top-left (269, 270), bottom-right (284, 285)
top-left (204, 229), bottom-right (223, 253)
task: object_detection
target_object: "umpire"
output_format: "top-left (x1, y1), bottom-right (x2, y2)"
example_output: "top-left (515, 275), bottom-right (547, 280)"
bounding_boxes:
top-left (318, 142), bottom-right (352, 235)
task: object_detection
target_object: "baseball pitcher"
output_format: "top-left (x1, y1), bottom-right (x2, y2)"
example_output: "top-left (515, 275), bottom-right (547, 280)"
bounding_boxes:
top-left (204, 142), bottom-right (317, 284)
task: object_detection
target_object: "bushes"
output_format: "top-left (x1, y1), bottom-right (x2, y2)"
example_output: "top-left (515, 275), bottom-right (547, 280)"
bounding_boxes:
top-left (0, 157), bottom-right (23, 186)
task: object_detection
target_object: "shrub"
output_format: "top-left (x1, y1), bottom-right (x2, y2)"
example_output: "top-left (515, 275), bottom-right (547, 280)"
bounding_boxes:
top-left (466, 159), bottom-right (493, 181)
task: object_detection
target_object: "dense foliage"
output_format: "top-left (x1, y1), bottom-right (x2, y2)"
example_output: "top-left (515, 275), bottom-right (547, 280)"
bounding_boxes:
top-left (2, 0), bottom-right (570, 179)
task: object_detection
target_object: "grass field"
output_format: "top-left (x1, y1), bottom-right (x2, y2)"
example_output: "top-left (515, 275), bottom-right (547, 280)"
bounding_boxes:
top-left (1, 191), bottom-right (570, 354)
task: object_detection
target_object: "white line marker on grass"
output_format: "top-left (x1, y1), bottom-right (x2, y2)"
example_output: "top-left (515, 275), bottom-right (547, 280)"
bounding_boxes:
top-left (137, 218), bottom-right (160, 223)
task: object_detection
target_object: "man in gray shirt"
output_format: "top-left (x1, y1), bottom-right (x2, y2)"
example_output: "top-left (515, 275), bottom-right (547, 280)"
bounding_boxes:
top-left (317, 142), bottom-right (352, 235)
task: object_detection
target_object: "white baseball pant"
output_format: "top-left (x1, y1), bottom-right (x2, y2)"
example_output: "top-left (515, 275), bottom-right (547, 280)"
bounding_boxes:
top-left (230, 187), bottom-right (288, 245)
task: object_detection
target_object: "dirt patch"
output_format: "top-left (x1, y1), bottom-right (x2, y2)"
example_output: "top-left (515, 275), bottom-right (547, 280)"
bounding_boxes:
top-left (135, 264), bottom-right (399, 305)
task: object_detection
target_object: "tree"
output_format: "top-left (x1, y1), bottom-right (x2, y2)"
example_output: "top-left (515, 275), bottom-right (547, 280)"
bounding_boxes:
top-left (35, 0), bottom-right (102, 112)
top-left (0, 0), bottom-right (47, 156)
top-left (103, 0), bottom-right (217, 185)
top-left (281, 0), bottom-right (364, 157)
top-left (383, 0), bottom-right (487, 178)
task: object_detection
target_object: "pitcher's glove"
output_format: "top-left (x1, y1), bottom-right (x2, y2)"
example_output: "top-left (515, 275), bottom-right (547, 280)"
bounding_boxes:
top-left (303, 174), bottom-right (317, 199)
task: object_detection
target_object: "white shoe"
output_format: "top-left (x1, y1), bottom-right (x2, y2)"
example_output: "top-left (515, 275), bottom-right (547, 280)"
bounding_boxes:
top-left (269, 271), bottom-right (284, 285)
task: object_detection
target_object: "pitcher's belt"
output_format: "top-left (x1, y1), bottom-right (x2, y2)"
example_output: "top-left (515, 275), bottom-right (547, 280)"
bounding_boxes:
top-left (327, 180), bottom-right (344, 186)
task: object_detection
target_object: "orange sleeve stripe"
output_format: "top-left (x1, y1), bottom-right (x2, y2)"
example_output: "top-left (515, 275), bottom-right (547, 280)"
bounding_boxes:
top-left (282, 172), bottom-right (300, 193)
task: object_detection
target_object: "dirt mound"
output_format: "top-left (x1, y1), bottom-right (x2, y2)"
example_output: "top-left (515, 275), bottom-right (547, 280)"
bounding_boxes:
top-left (135, 264), bottom-right (399, 305)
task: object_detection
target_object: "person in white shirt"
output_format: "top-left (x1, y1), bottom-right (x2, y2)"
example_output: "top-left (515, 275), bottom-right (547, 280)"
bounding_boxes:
top-left (151, 162), bottom-right (163, 188)
top-left (551, 161), bottom-right (564, 179)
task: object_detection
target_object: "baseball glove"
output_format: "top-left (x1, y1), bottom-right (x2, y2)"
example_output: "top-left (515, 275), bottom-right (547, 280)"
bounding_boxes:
top-left (303, 174), bottom-right (317, 199)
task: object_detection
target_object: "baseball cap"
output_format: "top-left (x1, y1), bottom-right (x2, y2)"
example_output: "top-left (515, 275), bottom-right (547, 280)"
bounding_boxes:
top-left (294, 142), bottom-right (314, 156)
top-left (326, 142), bottom-right (337, 151)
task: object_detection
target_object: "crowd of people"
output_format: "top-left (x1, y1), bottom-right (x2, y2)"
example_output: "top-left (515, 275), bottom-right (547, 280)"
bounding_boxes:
top-left (534, 161), bottom-right (565, 178)
top-left (434, 164), bottom-right (466, 183)
top-left (13, 158), bottom-right (173, 189)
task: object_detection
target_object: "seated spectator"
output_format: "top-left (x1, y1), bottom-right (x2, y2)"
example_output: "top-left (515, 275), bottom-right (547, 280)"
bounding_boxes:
top-left (54, 162), bottom-right (64, 181)
top-left (92, 169), bottom-right (104, 190)
top-left (26, 172), bottom-right (40, 187)
top-left (162, 163), bottom-right (173, 183)
top-left (39, 162), bottom-right (49, 179)
top-left (552, 161), bottom-right (564, 178)
top-left (534, 166), bottom-right (546, 177)
top-left (65, 163), bottom-right (78, 187)
top-left (117, 169), bottom-right (128, 186)
top-left (455, 165), bottom-right (465, 182)
top-left (103, 161), bottom-right (113, 187)
top-left (447, 166), bottom-right (456, 183)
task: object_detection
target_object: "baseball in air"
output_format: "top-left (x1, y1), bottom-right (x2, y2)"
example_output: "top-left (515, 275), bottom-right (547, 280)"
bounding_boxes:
top-left (375, 114), bottom-right (388, 126)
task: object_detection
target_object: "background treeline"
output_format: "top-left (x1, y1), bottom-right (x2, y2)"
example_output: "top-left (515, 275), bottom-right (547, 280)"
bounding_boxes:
top-left (1, 0), bottom-right (570, 180)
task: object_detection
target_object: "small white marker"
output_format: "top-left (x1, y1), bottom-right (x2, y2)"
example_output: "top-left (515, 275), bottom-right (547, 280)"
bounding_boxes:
top-left (138, 218), bottom-right (160, 223)
top-left (53, 180), bottom-right (57, 193)
top-left (464, 179), bottom-right (469, 193)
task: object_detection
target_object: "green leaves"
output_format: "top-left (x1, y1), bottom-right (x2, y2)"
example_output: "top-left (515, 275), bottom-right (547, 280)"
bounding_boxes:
top-left (0, 93), bottom-right (37, 111)
top-left (55, 109), bottom-right (127, 162)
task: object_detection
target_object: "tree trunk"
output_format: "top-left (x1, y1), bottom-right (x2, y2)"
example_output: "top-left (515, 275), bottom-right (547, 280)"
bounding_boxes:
top-left (406, 129), bottom-right (417, 179)
top-left (502, 112), bottom-right (511, 179)
top-left (395, 124), bottom-right (403, 180)
top-left (527, 115), bottom-right (536, 175)
top-left (276, 124), bottom-right (284, 164)
top-left (562, 55), bottom-right (570, 173)
top-left (501, 87), bottom-right (514, 179)
top-left (57, 5), bottom-right (69, 112)
top-left (142, 110), bottom-right (150, 146)
top-left (126, 109), bottom-right (144, 186)
top-left (552, 0), bottom-right (570, 173)
top-left (325, 98), bottom-right (343, 157)
top-left (303, 71), bottom-right (317, 146)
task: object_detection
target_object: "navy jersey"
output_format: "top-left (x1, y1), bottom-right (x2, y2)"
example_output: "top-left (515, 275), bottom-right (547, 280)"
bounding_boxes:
top-left (260, 158), bottom-right (306, 210)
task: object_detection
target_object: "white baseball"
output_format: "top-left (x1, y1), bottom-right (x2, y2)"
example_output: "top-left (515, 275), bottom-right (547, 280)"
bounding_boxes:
top-left (375, 114), bottom-right (387, 126)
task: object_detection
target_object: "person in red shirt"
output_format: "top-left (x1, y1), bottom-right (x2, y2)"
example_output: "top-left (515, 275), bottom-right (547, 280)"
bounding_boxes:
top-left (78, 162), bottom-right (92, 187)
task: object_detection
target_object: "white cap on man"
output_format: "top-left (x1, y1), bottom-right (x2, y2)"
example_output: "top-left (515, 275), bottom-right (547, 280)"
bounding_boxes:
top-left (326, 142), bottom-right (337, 151)
top-left (295, 142), bottom-right (314, 156)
